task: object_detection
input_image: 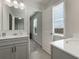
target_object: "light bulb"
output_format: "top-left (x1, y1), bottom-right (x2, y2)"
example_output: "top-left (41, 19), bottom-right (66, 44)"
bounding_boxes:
top-left (19, 17), bottom-right (22, 19)
top-left (19, 2), bottom-right (25, 10)
top-left (5, 0), bottom-right (11, 3)
top-left (5, 0), bottom-right (13, 7)
top-left (13, 0), bottom-right (18, 8)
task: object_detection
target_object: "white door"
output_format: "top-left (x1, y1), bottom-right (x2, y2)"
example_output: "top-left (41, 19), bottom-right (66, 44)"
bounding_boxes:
top-left (0, 48), bottom-right (11, 59)
top-left (42, 6), bottom-right (53, 54)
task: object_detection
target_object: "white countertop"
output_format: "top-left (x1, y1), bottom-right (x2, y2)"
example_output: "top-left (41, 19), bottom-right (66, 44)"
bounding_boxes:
top-left (0, 35), bottom-right (29, 40)
top-left (51, 38), bottom-right (79, 58)
top-left (0, 35), bottom-right (29, 47)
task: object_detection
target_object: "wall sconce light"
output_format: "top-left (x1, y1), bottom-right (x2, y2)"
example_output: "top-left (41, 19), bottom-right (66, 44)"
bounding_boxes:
top-left (5, 0), bottom-right (13, 7)
top-left (13, 0), bottom-right (19, 8)
top-left (19, 2), bottom-right (25, 10)
top-left (5, 0), bottom-right (25, 10)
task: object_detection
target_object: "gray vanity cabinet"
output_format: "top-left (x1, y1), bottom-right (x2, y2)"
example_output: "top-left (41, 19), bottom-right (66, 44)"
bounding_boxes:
top-left (0, 43), bottom-right (28, 59)
top-left (0, 47), bottom-right (12, 59)
top-left (0, 37), bottom-right (29, 59)
top-left (15, 43), bottom-right (27, 59)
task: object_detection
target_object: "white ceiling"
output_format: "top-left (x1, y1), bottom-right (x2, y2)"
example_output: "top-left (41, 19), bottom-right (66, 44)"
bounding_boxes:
top-left (23, 0), bottom-right (51, 9)
top-left (23, 0), bottom-right (63, 10)
top-left (24, 0), bottom-right (50, 5)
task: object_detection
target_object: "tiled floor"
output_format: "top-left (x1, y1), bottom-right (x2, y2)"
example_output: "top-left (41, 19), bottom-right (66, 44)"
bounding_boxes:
top-left (30, 39), bottom-right (51, 59)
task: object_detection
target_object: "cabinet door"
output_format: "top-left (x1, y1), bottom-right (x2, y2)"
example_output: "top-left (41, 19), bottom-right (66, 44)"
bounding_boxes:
top-left (0, 47), bottom-right (11, 59)
top-left (15, 43), bottom-right (27, 59)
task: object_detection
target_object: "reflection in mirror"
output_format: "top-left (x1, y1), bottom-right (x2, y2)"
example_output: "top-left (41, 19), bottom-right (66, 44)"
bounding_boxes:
top-left (9, 14), bottom-right (12, 30)
top-left (3, 1), bottom-right (25, 31)
top-left (15, 17), bottom-right (24, 30)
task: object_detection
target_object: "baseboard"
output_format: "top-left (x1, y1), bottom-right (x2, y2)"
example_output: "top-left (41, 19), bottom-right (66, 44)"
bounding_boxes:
top-left (42, 48), bottom-right (51, 56)
top-left (32, 39), bottom-right (42, 48)
top-left (31, 39), bottom-right (51, 56)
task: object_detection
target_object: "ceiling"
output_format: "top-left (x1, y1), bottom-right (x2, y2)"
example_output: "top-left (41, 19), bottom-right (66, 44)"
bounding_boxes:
top-left (24, 0), bottom-right (50, 5)
top-left (23, 0), bottom-right (51, 9)
top-left (23, 0), bottom-right (63, 10)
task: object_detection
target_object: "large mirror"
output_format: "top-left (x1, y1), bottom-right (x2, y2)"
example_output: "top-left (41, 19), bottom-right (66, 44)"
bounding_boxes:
top-left (15, 17), bottom-right (24, 30)
top-left (2, 0), bottom-right (25, 31)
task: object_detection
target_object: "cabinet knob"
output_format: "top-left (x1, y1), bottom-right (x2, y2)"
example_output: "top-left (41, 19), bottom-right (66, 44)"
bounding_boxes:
top-left (11, 46), bottom-right (16, 53)
top-left (12, 47), bottom-right (14, 53)
top-left (14, 46), bottom-right (16, 52)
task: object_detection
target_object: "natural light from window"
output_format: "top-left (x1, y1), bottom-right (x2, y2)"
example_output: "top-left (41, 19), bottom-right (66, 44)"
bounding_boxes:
top-left (53, 2), bottom-right (64, 35)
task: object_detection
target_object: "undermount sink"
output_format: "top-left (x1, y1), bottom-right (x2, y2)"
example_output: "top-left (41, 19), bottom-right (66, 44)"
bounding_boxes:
top-left (65, 38), bottom-right (79, 46)
top-left (64, 39), bottom-right (79, 52)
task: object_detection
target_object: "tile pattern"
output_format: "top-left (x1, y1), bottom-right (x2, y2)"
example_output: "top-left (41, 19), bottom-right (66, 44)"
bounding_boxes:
top-left (30, 39), bottom-right (51, 59)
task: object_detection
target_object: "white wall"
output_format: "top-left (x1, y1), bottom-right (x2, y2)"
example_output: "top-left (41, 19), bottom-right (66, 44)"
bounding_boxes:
top-left (3, 5), bottom-right (11, 31)
top-left (42, 6), bottom-right (53, 54)
top-left (64, 0), bottom-right (79, 37)
top-left (0, 0), bottom-right (2, 32)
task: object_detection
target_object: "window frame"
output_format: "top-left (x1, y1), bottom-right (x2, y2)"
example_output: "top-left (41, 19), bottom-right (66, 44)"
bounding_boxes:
top-left (53, 2), bottom-right (65, 36)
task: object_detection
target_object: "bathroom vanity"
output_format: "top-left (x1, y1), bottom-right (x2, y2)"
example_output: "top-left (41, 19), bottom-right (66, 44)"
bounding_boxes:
top-left (0, 1), bottom-right (30, 59)
top-left (0, 36), bottom-right (29, 59)
top-left (51, 38), bottom-right (79, 59)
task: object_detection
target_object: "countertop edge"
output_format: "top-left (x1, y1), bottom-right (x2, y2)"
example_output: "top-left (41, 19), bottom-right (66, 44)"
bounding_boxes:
top-left (51, 39), bottom-right (79, 59)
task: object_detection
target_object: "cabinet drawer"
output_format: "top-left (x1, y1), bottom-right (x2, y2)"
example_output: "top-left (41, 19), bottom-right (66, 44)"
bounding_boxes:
top-left (0, 37), bottom-right (29, 47)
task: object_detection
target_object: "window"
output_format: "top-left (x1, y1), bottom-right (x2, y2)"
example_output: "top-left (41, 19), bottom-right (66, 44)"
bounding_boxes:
top-left (53, 2), bottom-right (64, 35)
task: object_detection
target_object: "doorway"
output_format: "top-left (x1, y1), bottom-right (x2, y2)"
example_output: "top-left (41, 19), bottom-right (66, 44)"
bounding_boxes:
top-left (30, 15), bottom-right (37, 40)
top-left (30, 12), bottom-right (42, 46)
